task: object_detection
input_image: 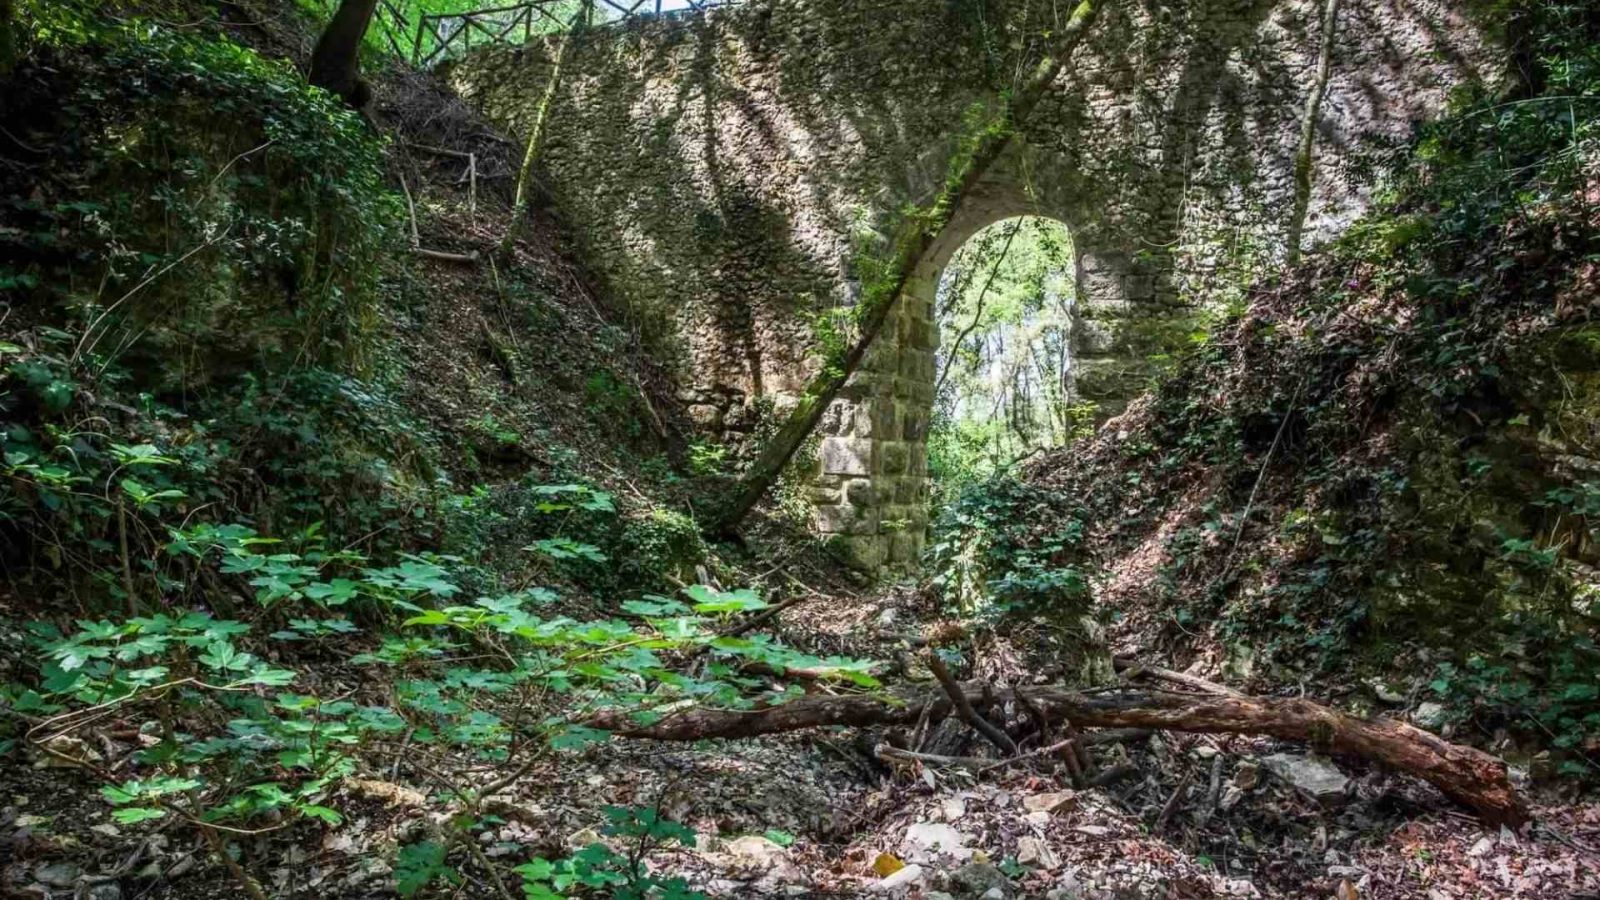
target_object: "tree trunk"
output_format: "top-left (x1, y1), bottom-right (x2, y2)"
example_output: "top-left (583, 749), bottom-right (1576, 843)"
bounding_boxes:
top-left (309, 0), bottom-right (380, 108)
top-left (707, 0), bottom-right (1103, 535)
top-left (0, 0), bottom-right (17, 76)
top-left (592, 683), bottom-right (1527, 826)
top-left (1285, 0), bottom-right (1340, 264)
top-left (499, 1), bottom-right (591, 263)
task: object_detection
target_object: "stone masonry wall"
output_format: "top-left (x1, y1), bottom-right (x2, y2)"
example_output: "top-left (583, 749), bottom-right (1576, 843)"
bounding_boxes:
top-left (450, 0), bottom-right (1492, 572)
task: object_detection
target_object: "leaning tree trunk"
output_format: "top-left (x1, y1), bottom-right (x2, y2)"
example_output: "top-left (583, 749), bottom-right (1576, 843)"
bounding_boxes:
top-left (309, 0), bottom-right (380, 108)
top-left (591, 683), bottom-right (1528, 826)
top-left (499, 1), bottom-right (591, 263)
top-left (1285, 0), bottom-right (1340, 264)
top-left (708, 0), bottom-right (1104, 535)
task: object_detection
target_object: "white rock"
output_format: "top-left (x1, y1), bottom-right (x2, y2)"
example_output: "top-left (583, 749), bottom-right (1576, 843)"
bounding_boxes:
top-left (1367, 678), bottom-right (1406, 704)
top-left (1220, 785), bottom-right (1245, 810)
top-left (1259, 754), bottom-right (1350, 804)
top-left (35, 863), bottom-right (81, 887)
top-left (1022, 791), bottom-right (1075, 815)
top-left (724, 835), bottom-right (788, 862)
top-left (1468, 836), bottom-right (1496, 858)
top-left (903, 822), bottom-right (972, 862)
top-left (1017, 836), bottom-right (1060, 871)
top-left (1413, 702), bottom-right (1449, 731)
top-left (870, 864), bottom-right (926, 894)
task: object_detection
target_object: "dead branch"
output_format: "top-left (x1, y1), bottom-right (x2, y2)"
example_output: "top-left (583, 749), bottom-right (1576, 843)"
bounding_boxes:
top-left (876, 745), bottom-right (993, 771)
top-left (413, 247), bottom-right (480, 263)
top-left (1155, 768), bottom-right (1194, 832)
top-left (927, 652), bottom-right (1017, 756)
top-left (1088, 763), bottom-right (1141, 788)
top-left (591, 682), bottom-right (1527, 825)
top-left (1114, 656), bottom-right (1244, 698)
top-left (1196, 753), bottom-right (1224, 828)
top-left (408, 142), bottom-right (474, 159)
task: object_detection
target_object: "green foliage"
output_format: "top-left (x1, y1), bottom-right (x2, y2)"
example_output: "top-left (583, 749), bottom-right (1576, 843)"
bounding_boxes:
top-left (929, 217), bottom-right (1083, 500)
top-left (1427, 632), bottom-right (1600, 775)
top-left (20, 512), bottom-right (873, 886)
top-left (396, 840), bottom-right (462, 896)
top-left (624, 506), bottom-right (706, 567)
top-left (928, 474), bottom-right (1089, 618)
top-left (686, 441), bottom-right (728, 477)
top-left (2, 15), bottom-right (399, 378)
top-left (517, 806), bottom-right (703, 899)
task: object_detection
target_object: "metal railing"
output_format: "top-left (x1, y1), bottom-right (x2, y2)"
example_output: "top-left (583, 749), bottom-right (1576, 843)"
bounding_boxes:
top-left (374, 1), bottom-right (736, 69)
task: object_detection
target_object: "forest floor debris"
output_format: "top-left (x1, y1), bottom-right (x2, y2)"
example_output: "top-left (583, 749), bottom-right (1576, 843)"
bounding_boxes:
top-left (6, 584), bottom-right (1599, 898)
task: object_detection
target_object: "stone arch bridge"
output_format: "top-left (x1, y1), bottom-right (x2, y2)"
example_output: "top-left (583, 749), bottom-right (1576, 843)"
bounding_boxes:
top-left (449, 0), bottom-right (1488, 571)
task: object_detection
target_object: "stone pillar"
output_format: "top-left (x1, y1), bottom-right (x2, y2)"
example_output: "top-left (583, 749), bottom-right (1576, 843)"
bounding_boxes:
top-left (811, 267), bottom-right (937, 572)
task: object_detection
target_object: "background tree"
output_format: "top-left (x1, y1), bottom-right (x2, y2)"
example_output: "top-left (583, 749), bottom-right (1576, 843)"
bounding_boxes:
top-left (309, 0), bottom-right (379, 107)
top-left (1, 0), bottom-right (16, 76)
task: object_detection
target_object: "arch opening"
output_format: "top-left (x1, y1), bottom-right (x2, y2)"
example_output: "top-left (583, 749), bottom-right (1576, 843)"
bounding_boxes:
top-left (927, 215), bottom-right (1084, 498)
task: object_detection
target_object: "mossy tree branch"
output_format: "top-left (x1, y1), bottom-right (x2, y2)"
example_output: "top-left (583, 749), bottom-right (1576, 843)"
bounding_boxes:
top-left (710, 0), bottom-right (1104, 535)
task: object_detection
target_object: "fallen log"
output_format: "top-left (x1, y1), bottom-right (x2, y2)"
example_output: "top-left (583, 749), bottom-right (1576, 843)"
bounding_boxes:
top-left (591, 684), bottom-right (1527, 826)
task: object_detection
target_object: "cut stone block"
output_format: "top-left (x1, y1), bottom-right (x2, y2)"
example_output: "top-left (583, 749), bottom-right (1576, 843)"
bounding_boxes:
top-left (815, 504), bottom-right (879, 536)
top-left (881, 442), bottom-right (909, 475)
top-left (845, 478), bottom-right (877, 507)
top-left (820, 437), bottom-right (872, 476)
top-left (838, 534), bottom-right (889, 570)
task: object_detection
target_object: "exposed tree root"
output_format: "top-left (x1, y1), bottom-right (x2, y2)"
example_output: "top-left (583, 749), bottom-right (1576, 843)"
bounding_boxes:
top-left (593, 683), bottom-right (1527, 826)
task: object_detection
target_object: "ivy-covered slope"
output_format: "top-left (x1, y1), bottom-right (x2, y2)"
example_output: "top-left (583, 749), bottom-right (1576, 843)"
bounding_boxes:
top-left (0, 0), bottom-right (709, 608)
top-left (937, 5), bottom-right (1600, 772)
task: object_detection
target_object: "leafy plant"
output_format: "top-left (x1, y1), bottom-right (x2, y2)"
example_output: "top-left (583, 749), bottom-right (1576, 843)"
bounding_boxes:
top-left (517, 805), bottom-right (703, 900)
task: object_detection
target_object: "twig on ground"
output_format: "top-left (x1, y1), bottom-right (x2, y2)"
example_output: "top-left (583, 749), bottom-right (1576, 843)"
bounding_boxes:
top-left (1196, 752), bottom-right (1225, 828)
top-left (720, 593), bottom-right (809, 638)
top-left (1156, 768), bottom-right (1195, 832)
top-left (1114, 657), bottom-right (1244, 698)
top-left (398, 170), bottom-right (421, 246)
top-left (1088, 763), bottom-right (1141, 788)
top-left (977, 737), bottom-right (1079, 775)
top-left (877, 745), bottom-right (994, 771)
